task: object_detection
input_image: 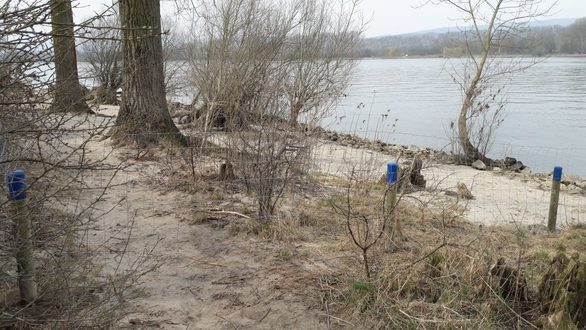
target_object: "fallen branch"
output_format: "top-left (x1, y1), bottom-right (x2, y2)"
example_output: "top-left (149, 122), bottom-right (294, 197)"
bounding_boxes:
top-left (195, 209), bottom-right (251, 219)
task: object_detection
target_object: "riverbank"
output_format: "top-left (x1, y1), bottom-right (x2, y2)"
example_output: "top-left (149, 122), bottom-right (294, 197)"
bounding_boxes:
top-left (313, 126), bottom-right (586, 193)
top-left (100, 103), bottom-right (586, 227)
top-left (85, 105), bottom-right (586, 328)
top-left (6, 104), bottom-right (577, 328)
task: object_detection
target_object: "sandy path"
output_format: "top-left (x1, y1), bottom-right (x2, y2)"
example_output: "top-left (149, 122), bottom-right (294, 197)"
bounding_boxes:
top-left (83, 141), bottom-right (326, 329)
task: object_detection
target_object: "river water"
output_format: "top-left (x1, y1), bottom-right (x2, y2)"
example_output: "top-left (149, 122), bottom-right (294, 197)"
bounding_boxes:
top-left (326, 57), bottom-right (586, 176)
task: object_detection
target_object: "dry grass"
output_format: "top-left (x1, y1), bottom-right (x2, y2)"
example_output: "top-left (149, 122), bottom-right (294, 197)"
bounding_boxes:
top-left (145, 148), bottom-right (586, 329)
top-left (309, 179), bottom-right (586, 329)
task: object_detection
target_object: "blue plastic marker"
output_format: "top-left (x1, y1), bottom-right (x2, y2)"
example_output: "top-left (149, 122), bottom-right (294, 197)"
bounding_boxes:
top-left (553, 166), bottom-right (563, 182)
top-left (7, 169), bottom-right (27, 201)
top-left (387, 163), bottom-right (398, 184)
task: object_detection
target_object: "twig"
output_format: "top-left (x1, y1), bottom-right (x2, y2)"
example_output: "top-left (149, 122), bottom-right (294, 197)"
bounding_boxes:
top-left (195, 209), bottom-right (251, 219)
top-left (318, 314), bottom-right (355, 327)
top-left (215, 314), bottom-right (239, 330)
top-left (185, 257), bottom-right (225, 268)
top-left (405, 242), bottom-right (447, 270)
top-left (257, 308), bottom-right (271, 323)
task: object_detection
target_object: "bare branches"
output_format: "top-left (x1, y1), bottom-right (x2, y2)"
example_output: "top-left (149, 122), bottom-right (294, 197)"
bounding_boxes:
top-left (330, 170), bottom-right (395, 279)
top-left (1, 1), bottom-right (149, 326)
top-left (428, 0), bottom-right (556, 163)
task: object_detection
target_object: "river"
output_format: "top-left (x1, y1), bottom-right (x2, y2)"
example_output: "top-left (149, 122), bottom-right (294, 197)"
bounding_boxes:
top-left (325, 57), bottom-right (586, 176)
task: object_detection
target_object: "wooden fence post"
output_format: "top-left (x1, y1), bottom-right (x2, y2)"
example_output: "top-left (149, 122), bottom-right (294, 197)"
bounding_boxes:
top-left (7, 170), bottom-right (38, 304)
top-left (386, 163), bottom-right (400, 247)
top-left (548, 166), bottom-right (563, 232)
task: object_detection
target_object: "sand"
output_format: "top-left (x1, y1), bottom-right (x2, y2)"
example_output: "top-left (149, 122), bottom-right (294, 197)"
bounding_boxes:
top-left (312, 141), bottom-right (586, 227)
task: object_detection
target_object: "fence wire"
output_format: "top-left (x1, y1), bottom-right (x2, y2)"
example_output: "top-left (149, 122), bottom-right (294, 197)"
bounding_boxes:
top-left (92, 127), bottom-right (586, 229)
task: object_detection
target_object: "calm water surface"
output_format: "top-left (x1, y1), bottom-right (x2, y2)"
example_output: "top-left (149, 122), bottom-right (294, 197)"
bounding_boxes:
top-left (327, 57), bottom-right (586, 176)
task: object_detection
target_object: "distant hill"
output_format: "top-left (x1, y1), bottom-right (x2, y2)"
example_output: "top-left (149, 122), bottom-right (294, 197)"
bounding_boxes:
top-left (389, 18), bottom-right (578, 37)
top-left (358, 17), bottom-right (585, 58)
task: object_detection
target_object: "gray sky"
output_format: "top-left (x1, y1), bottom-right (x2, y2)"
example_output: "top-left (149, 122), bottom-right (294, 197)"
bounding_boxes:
top-left (73, 0), bottom-right (586, 38)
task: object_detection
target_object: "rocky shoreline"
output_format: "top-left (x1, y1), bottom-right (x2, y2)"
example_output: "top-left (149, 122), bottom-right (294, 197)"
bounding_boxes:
top-left (313, 127), bottom-right (586, 196)
top-left (166, 101), bottom-right (586, 195)
top-left (314, 127), bottom-right (455, 162)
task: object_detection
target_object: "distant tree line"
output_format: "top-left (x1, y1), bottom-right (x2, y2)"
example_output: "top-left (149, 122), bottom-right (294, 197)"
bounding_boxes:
top-left (358, 17), bottom-right (586, 58)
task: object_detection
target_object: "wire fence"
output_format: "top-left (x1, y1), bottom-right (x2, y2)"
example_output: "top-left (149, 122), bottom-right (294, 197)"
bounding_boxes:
top-left (86, 124), bottom-right (586, 230)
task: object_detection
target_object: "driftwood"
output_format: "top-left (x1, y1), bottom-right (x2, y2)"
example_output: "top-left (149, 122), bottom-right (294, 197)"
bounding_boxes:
top-left (194, 209), bottom-right (251, 220)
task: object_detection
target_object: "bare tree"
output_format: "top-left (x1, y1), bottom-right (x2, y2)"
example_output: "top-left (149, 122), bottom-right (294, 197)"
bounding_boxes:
top-left (427, 0), bottom-right (555, 163)
top-left (50, 0), bottom-right (92, 113)
top-left (286, 0), bottom-right (362, 126)
top-left (185, 0), bottom-right (313, 222)
top-left (187, 0), bottom-right (363, 130)
top-left (182, 0), bottom-right (363, 223)
top-left (331, 171), bottom-right (394, 279)
top-left (80, 11), bottom-right (122, 105)
top-left (112, 0), bottom-right (185, 147)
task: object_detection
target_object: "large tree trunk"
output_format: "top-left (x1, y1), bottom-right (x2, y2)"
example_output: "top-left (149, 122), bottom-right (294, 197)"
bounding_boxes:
top-left (113, 0), bottom-right (185, 147)
top-left (50, 0), bottom-right (91, 114)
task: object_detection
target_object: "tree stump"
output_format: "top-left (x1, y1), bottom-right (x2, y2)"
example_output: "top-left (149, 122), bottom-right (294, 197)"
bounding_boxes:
top-left (409, 157), bottom-right (426, 188)
top-left (538, 253), bottom-right (586, 329)
top-left (488, 257), bottom-right (528, 302)
top-left (398, 157), bottom-right (426, 192)
top-left (219, 162), bottom-right (234, 181)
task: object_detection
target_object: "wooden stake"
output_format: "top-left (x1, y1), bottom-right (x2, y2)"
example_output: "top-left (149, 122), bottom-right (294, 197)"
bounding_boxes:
top-left (7, 170), bottom-right (38, 304)
top-left (548, 166), bottom-right (563, 232)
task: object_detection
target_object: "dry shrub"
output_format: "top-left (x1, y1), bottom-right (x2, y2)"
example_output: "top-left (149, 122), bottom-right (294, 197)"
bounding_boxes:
top-left (315, 181), bottom-right (586, 329)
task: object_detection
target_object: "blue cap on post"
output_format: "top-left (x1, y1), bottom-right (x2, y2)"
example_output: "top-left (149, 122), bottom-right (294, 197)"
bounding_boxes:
top-left (7, 169), bottom-right (27, 201)
top-left (387, 163), bottom-right (399, 184)
top-left (553, 166), bottom-right (563, 182)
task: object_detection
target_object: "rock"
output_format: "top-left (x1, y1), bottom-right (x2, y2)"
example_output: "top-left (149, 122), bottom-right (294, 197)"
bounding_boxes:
top-left (435, 151), bottom-right (452, 164)
top-left (493, 159), bottom-right (506, 169)
top-left (510, 161), bottom-right (525, 172)
top-left (472, 160), bottom-right (487, 171)
top-left (408, 145), bottom-right (420, 152)
top-left (505, 157), bottom-right (517, 167)
top-left (521, 167), bottom-right (532, 175)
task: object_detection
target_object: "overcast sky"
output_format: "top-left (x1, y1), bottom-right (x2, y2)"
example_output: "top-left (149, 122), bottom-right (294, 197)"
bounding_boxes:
top-left (361, 0), bottom-right (586, 37)
top-left (73, 0), bottom-right (586, 38)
